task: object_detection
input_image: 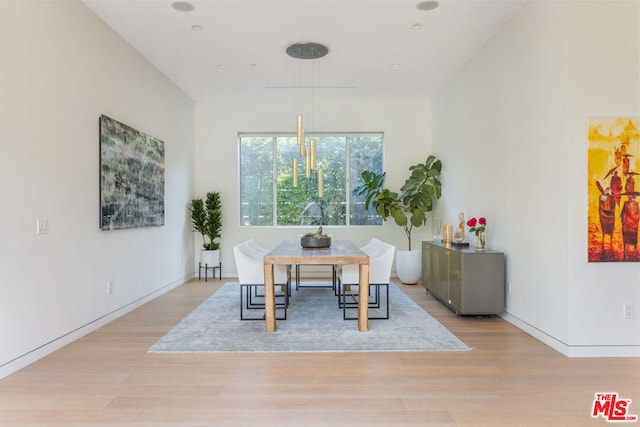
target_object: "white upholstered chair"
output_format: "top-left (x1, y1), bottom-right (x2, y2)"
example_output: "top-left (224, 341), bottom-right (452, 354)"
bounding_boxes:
top-left (233, 242), bottom-right (291, 320)
top-left (338, 239), bottom-right (395, 320)
top-left (332, 238), bottom-right (381, 295)
top-left (244, 238), bottom-right (269, 255)
top-left (360, 238), bottom-right (383, 254)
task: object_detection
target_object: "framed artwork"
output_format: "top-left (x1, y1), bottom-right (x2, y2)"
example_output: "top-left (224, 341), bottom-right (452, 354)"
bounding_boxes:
top-left (587, 117), bottom-right (639, 262)
top-left (99, 115), bottom-right (165, 230)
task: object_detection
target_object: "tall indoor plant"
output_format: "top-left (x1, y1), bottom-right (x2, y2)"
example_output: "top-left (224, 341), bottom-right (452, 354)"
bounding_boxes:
top-left (190, 191), bottom-right (222, 266)
top-left (354, 155), bottom-right (442, 283)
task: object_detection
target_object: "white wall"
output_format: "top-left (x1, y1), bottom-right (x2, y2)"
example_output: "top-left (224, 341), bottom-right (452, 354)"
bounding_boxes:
top-left (194, 96), bottom-right (434, 277)
top-left (0, 1), bottom-right (195, 378)
top-left (432, 1), bottom-right (639, 356)
top-left (566, 1), bottom-right (640, 354)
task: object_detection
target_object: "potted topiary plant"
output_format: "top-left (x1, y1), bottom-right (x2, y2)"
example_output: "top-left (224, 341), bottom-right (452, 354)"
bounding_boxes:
top-left (354, 155), bottom-right (442, 284)
top-left (190, 191), bottom-right (222, 267)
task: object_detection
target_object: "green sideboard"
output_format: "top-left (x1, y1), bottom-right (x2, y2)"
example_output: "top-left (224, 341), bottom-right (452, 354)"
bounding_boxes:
top-left (421, 241), bottom-right (505, 315)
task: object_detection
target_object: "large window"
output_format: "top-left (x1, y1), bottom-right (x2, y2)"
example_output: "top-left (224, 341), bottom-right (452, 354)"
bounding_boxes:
top-left (239, 133), bottom-right (383, 227)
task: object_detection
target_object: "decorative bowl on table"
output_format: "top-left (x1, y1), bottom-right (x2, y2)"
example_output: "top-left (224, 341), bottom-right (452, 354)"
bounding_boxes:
top-left (300, 226), bottom-right (331, 248)
top-left (301, 236), bottom-right (331, 248)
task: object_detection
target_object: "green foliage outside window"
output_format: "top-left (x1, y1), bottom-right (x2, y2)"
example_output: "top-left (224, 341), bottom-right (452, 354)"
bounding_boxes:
top-left (239, 133), bottom-right (383, 227)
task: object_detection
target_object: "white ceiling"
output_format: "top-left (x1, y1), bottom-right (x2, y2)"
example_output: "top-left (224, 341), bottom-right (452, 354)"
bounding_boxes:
top-left (83, 0), bottom-right (526, 102)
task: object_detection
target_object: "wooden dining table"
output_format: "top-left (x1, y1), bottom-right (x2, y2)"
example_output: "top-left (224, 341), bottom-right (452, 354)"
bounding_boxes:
top-left (263, 239), bottom-right (370, 332)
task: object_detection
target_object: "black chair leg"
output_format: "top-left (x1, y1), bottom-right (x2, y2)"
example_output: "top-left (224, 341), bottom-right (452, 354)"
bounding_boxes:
top-left (342, 283), bottom-right (389, 320)
top-left (240, 284), bottom-right (288, 321)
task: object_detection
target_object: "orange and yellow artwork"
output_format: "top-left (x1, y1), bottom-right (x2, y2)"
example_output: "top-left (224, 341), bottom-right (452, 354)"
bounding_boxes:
top-left (588, 117), bottom-right (640, 262)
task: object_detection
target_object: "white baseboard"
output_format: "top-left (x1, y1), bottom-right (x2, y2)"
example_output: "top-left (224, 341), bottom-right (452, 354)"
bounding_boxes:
top-left (502, 312), bottom-right (640, 358)
top-left (0, 274), bottom-right (193, 380)
top-left (564, 345), bottom-right (640, 357)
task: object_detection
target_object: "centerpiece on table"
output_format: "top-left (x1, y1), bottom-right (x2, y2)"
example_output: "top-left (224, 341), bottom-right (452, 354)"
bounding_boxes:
top-left (301, 226), bottom-right (331, 248)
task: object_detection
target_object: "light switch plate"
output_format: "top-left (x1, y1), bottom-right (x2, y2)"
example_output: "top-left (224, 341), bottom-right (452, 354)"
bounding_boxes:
top-left (36, 219), bottom-right (49, 234)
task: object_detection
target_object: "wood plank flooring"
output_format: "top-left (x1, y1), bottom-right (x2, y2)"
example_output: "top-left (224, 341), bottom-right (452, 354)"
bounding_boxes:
top-left (0, 278), bottom-right (638, 426)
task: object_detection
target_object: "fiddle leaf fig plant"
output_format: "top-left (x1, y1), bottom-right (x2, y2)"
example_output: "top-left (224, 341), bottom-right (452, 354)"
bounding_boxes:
top-left (354, 155), bottom-right (442, 250)
top-left (190, 191), bottom-right (222, 251)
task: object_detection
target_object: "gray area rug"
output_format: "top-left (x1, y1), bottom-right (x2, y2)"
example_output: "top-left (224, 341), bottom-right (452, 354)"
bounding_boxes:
top-left (148, 281), bottom-right (470, 353)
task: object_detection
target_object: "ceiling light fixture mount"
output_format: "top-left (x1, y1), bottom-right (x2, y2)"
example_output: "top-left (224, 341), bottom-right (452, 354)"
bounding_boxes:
top-left (416, 1), bottom-right (439, 11)
top-left (171, 1), bottom-right (194, 12)
top-left (286, 42), bottom-right (329, 60)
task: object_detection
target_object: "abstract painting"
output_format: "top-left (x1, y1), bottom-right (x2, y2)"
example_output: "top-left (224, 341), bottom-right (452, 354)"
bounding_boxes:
top-left (100, 115), bottom-right (165, 230)
top-left (587, 117), bottom-right (639, 262)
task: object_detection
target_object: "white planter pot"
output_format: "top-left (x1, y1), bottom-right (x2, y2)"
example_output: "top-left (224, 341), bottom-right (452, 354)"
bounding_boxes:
top-left (200, 249), bottom-right (220, 266)
top-left (395, 249), bottom-right (422, 285)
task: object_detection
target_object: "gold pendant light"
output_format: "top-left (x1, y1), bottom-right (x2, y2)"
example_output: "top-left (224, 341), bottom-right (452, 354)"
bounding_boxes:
top-left (310, 138), bottom-right (317, 170)
top-left (296, 115), bottom-right (303, 146)
top-left (287, 42), bottom-right (328, 198)
top-left (318, 167), bottom-right (324, 197)
top-left (292, 157), bottom-right (298, 187)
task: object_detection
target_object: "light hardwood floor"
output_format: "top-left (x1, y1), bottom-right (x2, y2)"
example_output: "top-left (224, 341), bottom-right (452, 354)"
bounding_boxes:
top-left (0, 278), bottom-right (638, 426)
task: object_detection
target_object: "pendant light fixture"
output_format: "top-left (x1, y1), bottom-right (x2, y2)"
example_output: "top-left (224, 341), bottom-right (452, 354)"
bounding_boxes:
top-left (287, 42), bottom-right (328, 197)
top-left (292, 157), bottom-right (298, 187)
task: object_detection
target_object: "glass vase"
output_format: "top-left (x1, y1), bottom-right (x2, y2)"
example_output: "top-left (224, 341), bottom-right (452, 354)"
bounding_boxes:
top-left (475, 232), bottom-right (486, 251)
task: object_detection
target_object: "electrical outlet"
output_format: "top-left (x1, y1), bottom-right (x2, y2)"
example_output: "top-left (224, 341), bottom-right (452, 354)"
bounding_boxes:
top-left (623, 303), bottom-right (633, 319)
top-left (106, 281), bottom-right (113, 295)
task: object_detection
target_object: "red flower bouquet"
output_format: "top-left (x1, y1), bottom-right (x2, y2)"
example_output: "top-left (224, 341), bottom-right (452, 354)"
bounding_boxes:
top-left (467, 217), bottom-right (487, 236)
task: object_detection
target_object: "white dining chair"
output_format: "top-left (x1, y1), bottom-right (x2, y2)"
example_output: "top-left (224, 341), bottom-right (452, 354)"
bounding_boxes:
top-left (243, 239), bottom-right (290, 296)
top-left (244, 238), bottom-right (269, 255)
top-left (332, 238), bottom-right (381, 296)
top-left (338, 239), bottom-right (395, 320)
top-left (233, 242), bottom-right (291, 320)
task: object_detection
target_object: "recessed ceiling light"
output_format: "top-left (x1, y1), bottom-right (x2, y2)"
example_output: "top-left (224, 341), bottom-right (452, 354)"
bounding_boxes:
top-left (217, 64), bottom-right (226, 69)
top-left (171, 1), bottom-right (194, 12)
top-left (411, 23), bottom-right (423, 30)
top-left (416, 1), bottom-right (439, 11)
top-left (390, 63), bottom-right (401, 69)
top-left (191, 24), bottom-right (203, 31)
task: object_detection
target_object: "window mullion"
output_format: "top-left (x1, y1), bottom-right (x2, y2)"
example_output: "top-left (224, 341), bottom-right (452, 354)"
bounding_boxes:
top-left (272, 136), bottom-right (278, 226)
top-left (345, 136), bottom-right (351, 226)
